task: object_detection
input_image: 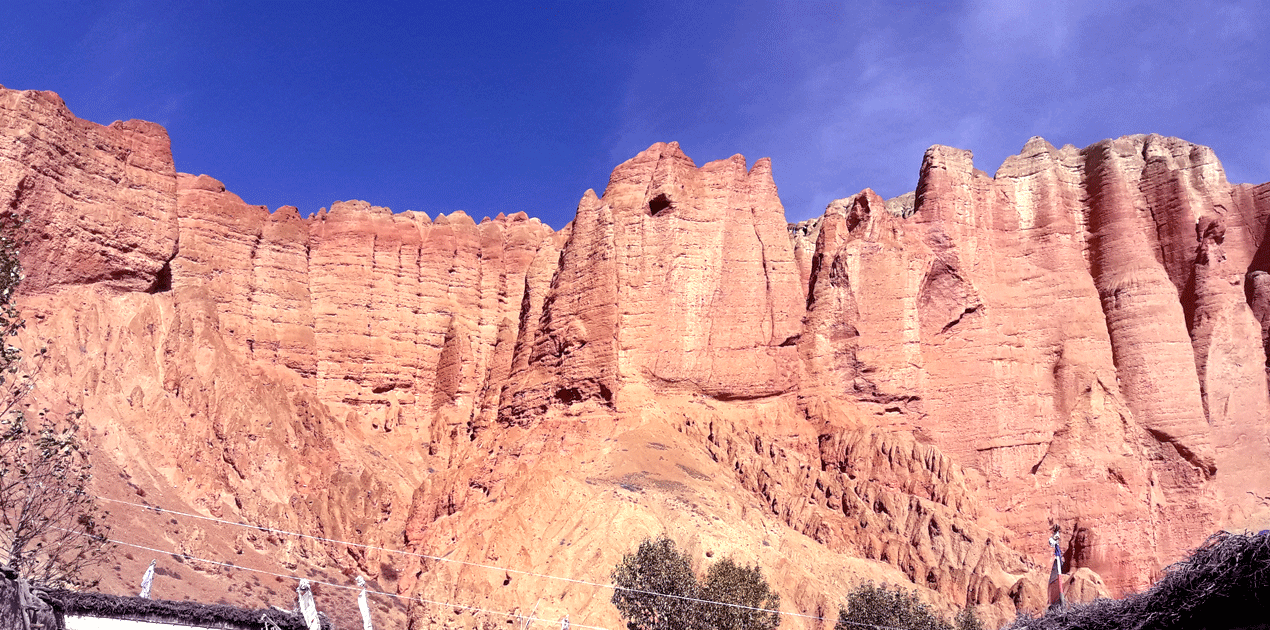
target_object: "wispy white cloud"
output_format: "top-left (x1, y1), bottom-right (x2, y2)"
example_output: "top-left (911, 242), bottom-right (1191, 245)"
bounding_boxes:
top-left (957, 0), bottom-right (1101, 60)
top-left (754, 0), bottom-right (1270, 220)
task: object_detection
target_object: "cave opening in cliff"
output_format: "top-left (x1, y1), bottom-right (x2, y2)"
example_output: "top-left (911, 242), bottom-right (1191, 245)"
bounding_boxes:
top-left (648, 193), bottom-right (671, 215)
top-left (555, 387), bottom-right (583, 404)
top-left (147, 260), bottom-right (173, 293)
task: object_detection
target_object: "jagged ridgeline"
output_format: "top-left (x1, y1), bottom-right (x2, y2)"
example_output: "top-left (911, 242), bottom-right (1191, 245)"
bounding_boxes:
top-left (2, 85), bottom-right (1269, 629)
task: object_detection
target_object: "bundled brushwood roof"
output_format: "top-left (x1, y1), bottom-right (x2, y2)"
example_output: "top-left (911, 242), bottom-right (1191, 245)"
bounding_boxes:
top-left (1007, 530), bottom-right (1270, 630)
top-left (45, 589), bottom-right (332, 630)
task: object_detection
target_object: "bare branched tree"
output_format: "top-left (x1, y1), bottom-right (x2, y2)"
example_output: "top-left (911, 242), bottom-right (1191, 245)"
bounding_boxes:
top-left (0, 211), bottom-right (110, 588)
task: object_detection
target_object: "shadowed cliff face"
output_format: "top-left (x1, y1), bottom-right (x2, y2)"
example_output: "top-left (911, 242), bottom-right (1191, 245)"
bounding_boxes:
top-left (3, 86), bottom-right (1268, 629)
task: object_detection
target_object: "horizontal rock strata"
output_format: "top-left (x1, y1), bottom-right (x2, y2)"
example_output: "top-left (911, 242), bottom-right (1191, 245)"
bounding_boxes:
top-left (3, 85), bottom-right (1268, 627)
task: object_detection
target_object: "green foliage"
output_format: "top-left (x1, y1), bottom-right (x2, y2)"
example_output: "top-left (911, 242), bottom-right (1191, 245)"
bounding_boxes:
top-left (954, 606), bottom-right (983, 630)
top-left (612, 536), bottom-right (700, 630)
top-left (0, 212), bottom-right (109, 587)
top-left (837, 582), bottom-right (973, 630)
top-left (699, 558), bottom-right (781, 630)
top-left (611, 536), bottom-right (781, 630)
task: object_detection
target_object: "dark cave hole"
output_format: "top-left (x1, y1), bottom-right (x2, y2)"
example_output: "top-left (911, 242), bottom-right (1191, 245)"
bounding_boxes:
top-left (555, 387), bottom-right (583, 404)
top-left (648, 193), bottom-right (671, 215)
top-left (147, 260), bottom-right (173, 293)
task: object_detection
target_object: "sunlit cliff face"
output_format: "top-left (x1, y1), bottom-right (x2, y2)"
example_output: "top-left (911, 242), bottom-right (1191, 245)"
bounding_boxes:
top-left (4, 85), bottom-right (1269, 630)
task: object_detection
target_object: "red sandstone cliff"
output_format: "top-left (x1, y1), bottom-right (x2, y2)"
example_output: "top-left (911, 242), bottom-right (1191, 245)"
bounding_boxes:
top-left (790, 137), bottom-right (1270, 598)
top-left (2, 86), bottom-right (1268, 629)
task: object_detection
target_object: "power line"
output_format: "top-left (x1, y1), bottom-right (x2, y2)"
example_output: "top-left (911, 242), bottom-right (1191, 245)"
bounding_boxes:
top-left (96, 493), bottom-right (912, 630)
top-left (95, 494), bottom-right (611, 588)
top-left (59, 527), bottom-right (609, 630)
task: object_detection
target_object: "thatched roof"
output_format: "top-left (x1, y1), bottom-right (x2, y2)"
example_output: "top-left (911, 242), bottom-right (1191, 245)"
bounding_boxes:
top-left (1007, 530), bottom-right (1270, 630)
top-left (45, 589), bottom-right (333, 630)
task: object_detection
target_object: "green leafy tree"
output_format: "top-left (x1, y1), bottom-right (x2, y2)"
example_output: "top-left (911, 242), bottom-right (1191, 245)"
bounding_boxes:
top-left (954, 606), bottom-right (983, 630)
top-left (699, 558), bottom-right (780, 630)
top-left (612, 536), bottom-right (701, 630)
top-left (836, 582), bottom-right (950, 630)
top-left (0, 213), bottom-right (109, 587)
top-left (612, 536), bottom-right (781, 630)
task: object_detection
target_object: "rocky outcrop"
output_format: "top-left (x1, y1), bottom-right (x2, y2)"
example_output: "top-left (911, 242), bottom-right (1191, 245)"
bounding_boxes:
top-left (679, 396), bottom-right (1046, 620)
top-left (798, 189), bottom-right (928, 420)
top-left (500, 143), bottom-right (804, 423)
top-left (0, 88), bottom-right (177, 294)
top-left (1236, 181), bottom-right (1270, 382)
top-left (2, 85), bottom-right (1268, 629)
top-left (165, 168), bottom-right (558, 442)
top-left (792, 135), bottom-right (1270, 595)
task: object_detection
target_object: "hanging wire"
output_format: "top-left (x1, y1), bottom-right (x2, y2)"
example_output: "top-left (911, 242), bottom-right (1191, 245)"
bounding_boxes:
top-left (88, 493), bottom-right (913, 630)
top-left (55, 526), bottom-right (611, 630)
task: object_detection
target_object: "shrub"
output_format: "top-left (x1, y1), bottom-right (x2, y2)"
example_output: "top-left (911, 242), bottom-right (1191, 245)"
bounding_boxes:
top-left (954, 606), bottom-right (983, 630)
top-left (699, 558), bottom-right (780, 630)
top-left (612, 536), bottom-right (700, 630)
top-left (837, 582), bottom-right (956, 630)
top-left (611, 536), bottom-right (781, 630)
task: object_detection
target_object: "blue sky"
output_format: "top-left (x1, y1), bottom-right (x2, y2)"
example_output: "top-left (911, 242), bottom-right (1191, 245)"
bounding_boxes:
top-left (3, 1), bottom-right (1268, 227)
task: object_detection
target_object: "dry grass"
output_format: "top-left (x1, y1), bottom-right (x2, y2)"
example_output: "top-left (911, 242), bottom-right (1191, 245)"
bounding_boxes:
top-left (1006, 531), bottom-right (1270, 630)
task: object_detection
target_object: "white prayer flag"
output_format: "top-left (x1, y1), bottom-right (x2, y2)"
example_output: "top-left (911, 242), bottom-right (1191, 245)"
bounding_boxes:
top-left (139, 560), bottom-right (157, 599)
top-left (297, 579), bottom-right (321, 630)
top-left (357, 576), bottom-right (373, 630)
